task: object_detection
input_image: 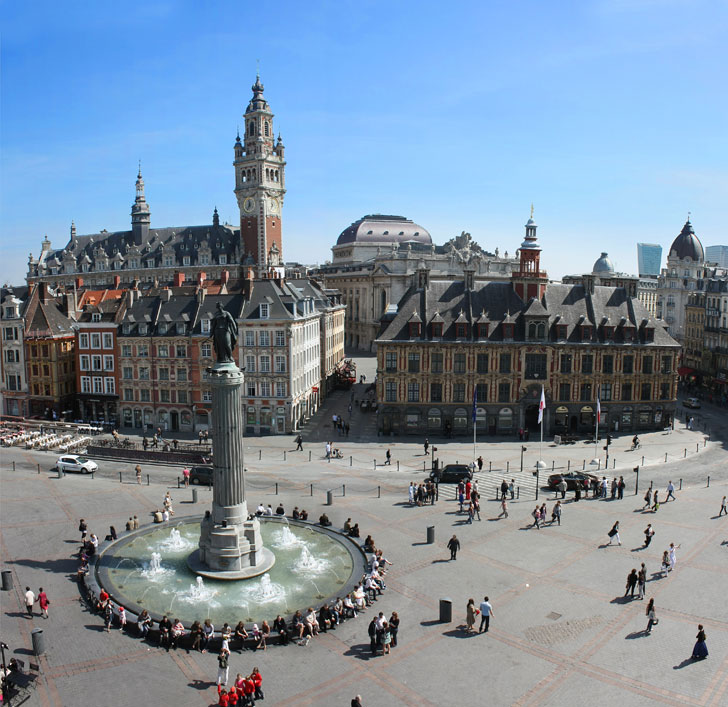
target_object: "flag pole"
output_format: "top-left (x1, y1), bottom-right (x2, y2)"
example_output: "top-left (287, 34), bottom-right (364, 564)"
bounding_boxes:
top-left (594, 399), bottom-right (600, 459)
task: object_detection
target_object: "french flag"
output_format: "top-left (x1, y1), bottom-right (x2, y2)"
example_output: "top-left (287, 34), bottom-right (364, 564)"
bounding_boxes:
top-left (538, 386), bottom-right (546, 424)
top-left (597, 397), bottom-right (601, 423)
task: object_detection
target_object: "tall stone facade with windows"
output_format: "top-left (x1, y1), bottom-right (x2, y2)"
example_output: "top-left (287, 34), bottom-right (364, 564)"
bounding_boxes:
top-left (1, 286), bottom-right (29, 417)
top-left (376, 216), bottom-right (680, 437)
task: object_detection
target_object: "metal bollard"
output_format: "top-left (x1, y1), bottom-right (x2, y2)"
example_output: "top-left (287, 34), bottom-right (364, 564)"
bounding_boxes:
top-left (489, 461), bottom-right (492, 472)
top-left (57, 467), bottom-right (63, 479)
top-left (192, 488), bottom-right (198, 504)
top-left (517, 487), bottom-right (520, 499)
top-left (377, 486), bottom-right (381, 498)
top-left (684, 448), bottom-right (687, 457)
top-left (38, 463), bottom-right (41, 474)
top-left (423, 461), bottom-right (426, 471)
top-left (12, 461), bottom-right (15, 471)
top-left (642, 456), bottom-right (645, 465)
top-left (275, 482), bottom-right (278, 495)
top-left (177, 477), bottom-right (181, 489)
top-left (567, 460), bottom-right (570, 471)
top-left (552, 461), bottom-right (555, 471)
top-left (707, 476), bottom-right (710, 487)
top-left (679, 479), bottom-right (682, 490)
top-left (342, 484), bottom-right (346, 497)
top-left (91, 470), bottom-right (95, 480)
top-left (427, 526), bottom-right (435, 544)
top-left (697, 443), bottom-right (700, 452)
top-left (283, 451), bottom-right (286, 461)
top-left (582, 460), bottom-right (585, 470)
top-left (350, 456), bottom-right (353, 467)
top-left (397, 461), bottom-right (400, 471)
top-left (309, 450), bottom-right (312, 462)
top-left (310, 483), bottom-right (313, 496)
top-left (147, 474), bottom-right (150, 486)
top-left (373, 460), bottom-right (376, 470)
top-left (326, 490), bottom-right (333, 506)
top-left (259, 450), bottom-right (262, 460)
top-left (665, 453), bottom-right (668, 463)
top-left (119, 471), bottom-right (122, 483)
top-left (613, 459), bottom-right (616, 469)
top-left (507, 461), bottom-right (509, 472)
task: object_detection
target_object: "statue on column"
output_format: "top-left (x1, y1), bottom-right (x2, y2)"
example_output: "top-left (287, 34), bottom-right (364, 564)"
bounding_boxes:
top-left (210, 302), bottom-right (237, 363)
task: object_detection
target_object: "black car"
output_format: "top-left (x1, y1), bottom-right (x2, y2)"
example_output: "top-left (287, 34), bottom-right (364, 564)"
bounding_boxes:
top-left (428, 464), bottom-right (473, 484)
top-left (548, 471), bottom-right (598, 490)
top-left (190, 466), bottom-right (213, 485)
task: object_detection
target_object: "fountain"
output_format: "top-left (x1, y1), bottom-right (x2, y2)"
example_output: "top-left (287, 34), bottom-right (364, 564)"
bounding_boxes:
top-left (91, 305), bottom-right (366, 627)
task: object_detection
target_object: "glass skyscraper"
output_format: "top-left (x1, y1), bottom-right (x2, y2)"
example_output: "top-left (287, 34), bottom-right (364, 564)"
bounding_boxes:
top-left (706, 245), bottom-right (728, 267)
top-left (637, 243), bottom-right (662, 276)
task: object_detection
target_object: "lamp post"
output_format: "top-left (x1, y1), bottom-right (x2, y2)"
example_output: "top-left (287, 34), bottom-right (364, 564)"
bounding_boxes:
top-left (520, 445), bottom-right (527, 473)
top-left (432, 446), bottom-right (438, 473)
top-left (534, 459), bottom-right (546, 500)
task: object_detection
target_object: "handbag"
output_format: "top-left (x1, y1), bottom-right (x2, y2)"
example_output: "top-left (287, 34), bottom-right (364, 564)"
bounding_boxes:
top-left (653, 617), bottom-right (659, 625)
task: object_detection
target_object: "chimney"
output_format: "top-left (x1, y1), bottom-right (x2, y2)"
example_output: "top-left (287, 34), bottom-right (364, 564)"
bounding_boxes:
top-left (39, 282), bottom-right (53, 304)
top-left (64, 292), bottom-right (78, 320)
top-left (162, 288), bottom-right (172, 302)
top-left (197, 272), bottom-right (206, 287)
top-left (128, 289), bottom-right (135, 307)
top-left (173, 272), bottom-right (185, 287)
top-left (221, 269), bottom-right (229, 285)
top-left (113, 275), bottom-right (121, 288)
top-left (197, 287), bottom-right (206, 303)
top-left (246, 266), bottom-right (255, 281)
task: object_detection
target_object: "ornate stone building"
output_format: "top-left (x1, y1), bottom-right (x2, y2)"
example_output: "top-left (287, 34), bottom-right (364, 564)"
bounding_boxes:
top-left (1, 286), bottom-right (29, 417)
top-left (319, 216), bottom-right (519, 350)
top-left (375, 217), bottom-right (680, 437)
top-left (26, 77), bottom-right (286, 289)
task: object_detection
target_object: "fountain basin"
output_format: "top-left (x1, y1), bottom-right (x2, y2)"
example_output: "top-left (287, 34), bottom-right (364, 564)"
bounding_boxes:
top-left (94, 516), bottom-right (366, 628)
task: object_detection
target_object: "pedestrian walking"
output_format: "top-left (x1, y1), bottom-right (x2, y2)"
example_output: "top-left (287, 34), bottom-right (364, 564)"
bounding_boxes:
top-left (447, 534), bottom-right (460, 560)
top-left (607, 521), bottom-right (621, 546)
top-left (668, 542), bottom-right (680, 571)
top-left (618, 475), bottom-right (625, 500)
top-left (135, 464), bottom-right (142, 485)
top-left (624, 569), bottom-right (638, 597)
top-left (478, 596), bottom-right (494, 633)
top-left (368, 617), bottom-right (377, 654)
top-left (661, 550), bottom-right (671, 577)
top-left (182, 467), bottom-right (190, 488)
top-left (500, 479), bottom-right (508, 501)
top-left (424, 438), bottom-right (430, 455)
top-left (552, 500), bottom-right (562, 526)
top-left (651, 490), bottom-right (660, 512)
top-left (531, 506), bottom-right (541, 529)
top-left (384, 449), bottom-right (391, 466)
top-left (103, 602), bottom-right (113, 631)
top-left (611, 478), bottom-right (617, 499)
top-left (118, 606), bottom-right (127, 632)
top-left (24, 586), bottom-right (35, 617)
top-left (665, 481), bottom-right (676, 503)
top-left (389, 612), bottom-right (399, 647)
top-left (498, 498), bottom-right (509, 519)
top-left (477, 456), bottom-right (483, 471)
top-left (509, 479), bottom-right (515, 500)
top-left (645, 598), bottom-right (657, 634)
top-left (408, 482), bottom-right (415, 505)
top-left (692, 625), bottom-right (709, 660)
top-left (217, 647), bottom-right (230, 687)
top-left (637, 564), bottom-right (646, 599)
top-left (643, 523), bottom-right (655, 547)
top-left (720, 496), bottom-right (727, 516)
top-left (466, 598), bottom-right (477, 633)
top-left (79, 518), bottom-right (88, 541)
top-left (458, 487), bottom-right (465, 513)
top-left (558, 480), bottom-right (567, 499)
top-left (295, 434), bottom-right (303, 451)
top-left (37, 587), bottom-right (50, 618)
top-left (642, 488), bottom-right (652, 510)
top-left (473, 497), bottom-right (481, 521)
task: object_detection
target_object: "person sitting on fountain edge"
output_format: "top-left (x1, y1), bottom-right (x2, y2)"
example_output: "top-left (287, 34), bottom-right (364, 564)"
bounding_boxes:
top-left (275, 503), bottom-right (285, 516)
top-left (348, 522), bottom-right (360, 538)
top-left (292, 506), bottom-right (300, 519)
top-left (300, 509), bottom-right (309, 521)
top-left (318, 513), bottom-right (332, 527)
top-left (255, 503), bottom-right (265, 517)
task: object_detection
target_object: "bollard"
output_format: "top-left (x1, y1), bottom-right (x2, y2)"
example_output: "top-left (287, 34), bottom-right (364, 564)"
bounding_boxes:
top-left (397, 461), bottom-right (400, 471)
top-left (427, 526), bottom-right (435, 544)
top-left (517, 487), bottom-right (520, 499)
top-left (684, 449), bottom-right (687, 458)
top-left (567, 460), bottom-right (570, 471)
top-left (1, 569), bottom-right (13, 591)
top-left (326, 490), bottom-right (333, 506)
top-left (552, 461), bottom-right (555, 471)
top-left (707, 476), bottom-right (710, 487)
top-left (343, 484), bottom-right (346, 497)
top-left (377, 486), bottom-right (381, 498)
top-left (309, 450), bottom-right (312, 462)
top-left (665, 453), bottom-right (668, 463)
top-left (507, 461), bottom-right (509, 472)
top-left (597, 460), bottom-right (601, 470)
top-left (697, 443), bottom-right (700, 452)
top-left (91, 470), bottom-right (95, 480)
top-left (177, 477), bottom-right (181, 489)
top-left (582, 460), bottom-right (585, 470)
top-left (373, 460), bottom-right (376, 470)
top-left (310, 483), bottom-right (313, 496)
top-left (119, 471), bottom-right (122, 483)
top-left (192, 488), bottom-right (198, 504)
top-left (275, 482), bottom-right (278, 495)
top-left (283, 451), bottom-right (286, 462)
top-left (259, 450), bottom-right (262, 460)
top-left (38, 463), bottom-right (41, 474)
top-left (642, 456), bottom-right (645, 466)
top-left (57, 466), bottom-right (63, 479)
top-left (350, 456), bottom-right (353, 467)
top-left (489, 461), bottom-right (492, 472)
top-left (679, 478), bottom-right (682, 490)
top-left (439, 598), bottom-right (452, 622)
top-left (12, 461), bottom-right (15, 471)
top-left (147, 474), bottom-right (150, 486)
top-left (613, 459), bottom-right (616, 469)
top-left (423, 461), bottom-right (426, 472)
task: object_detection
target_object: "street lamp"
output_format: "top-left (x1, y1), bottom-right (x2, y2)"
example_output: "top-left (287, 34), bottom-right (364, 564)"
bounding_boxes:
top-left (520, 445), bottom-right (527, 473)
top-left (534, 459), bottom-right (547, 500)
top-left (432, 446), bottom-right (438, 473)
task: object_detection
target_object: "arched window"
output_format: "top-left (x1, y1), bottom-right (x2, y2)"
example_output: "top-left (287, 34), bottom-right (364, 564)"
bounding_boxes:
top-left (264, 121), bottom-right (270, 136)
top-left (528, 322), bottom-right (536, 338)
top-left (380, 289), bottom-right (387, 315)
top-left (274, 170), bottom-right (279, 182)
top-left (248, 121), bottom-right (255, 136)
top-left (537, 323), bottom-right (545, 338)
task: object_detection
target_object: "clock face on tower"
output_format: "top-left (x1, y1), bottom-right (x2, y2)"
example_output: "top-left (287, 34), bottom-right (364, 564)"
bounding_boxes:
top-left (243, 197), bottom-right (255, 213)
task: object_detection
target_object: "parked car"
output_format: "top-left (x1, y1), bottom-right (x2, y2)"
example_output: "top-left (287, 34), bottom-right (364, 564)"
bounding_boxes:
top-left (428, 464), bottom-right (473, 484)
top-left (55, 455), bottom-right (98, 474)
top-left (548, 471), bottom-right (598, 490)
top-left (683, 397), bottom-right (701, 409)
top-left (190, 466), bottom-right (213, 485)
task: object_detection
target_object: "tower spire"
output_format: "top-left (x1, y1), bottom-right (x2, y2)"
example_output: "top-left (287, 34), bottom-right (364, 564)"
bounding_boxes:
top-left (131, 164), bottom-right (151, 245)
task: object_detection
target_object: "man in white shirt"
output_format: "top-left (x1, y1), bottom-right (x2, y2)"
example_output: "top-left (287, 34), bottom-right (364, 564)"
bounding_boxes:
top-left (479, 596), bottom-right (494, 633)
top-left (25, 586), bottom-right (35, 617)
top-left (665, 481), bottom-right (676, 502)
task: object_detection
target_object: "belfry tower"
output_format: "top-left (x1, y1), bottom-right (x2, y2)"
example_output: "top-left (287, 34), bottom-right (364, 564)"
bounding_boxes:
top-left (233, 76), bottom-right (286, 271)
top-left (512, 207), bottom-right (548, 301)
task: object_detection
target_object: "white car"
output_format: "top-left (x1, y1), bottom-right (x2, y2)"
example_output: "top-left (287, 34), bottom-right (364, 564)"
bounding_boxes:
top-left (684, 397), bottom-right (701, 409)
top-left (56, 455), bottom-right (98, 474)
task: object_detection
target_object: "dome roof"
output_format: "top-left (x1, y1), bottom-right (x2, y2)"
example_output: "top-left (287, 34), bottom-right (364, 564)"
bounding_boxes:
top-left (336, 215), bottom-right (432, 246)
top-left (669, 219), bottom-right (704, 262)
top-left (592, 252), bottom-right (614, 273)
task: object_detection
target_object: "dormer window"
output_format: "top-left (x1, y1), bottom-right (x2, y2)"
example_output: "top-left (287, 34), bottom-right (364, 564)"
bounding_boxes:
top-left (158, 323), bottom-right (167, 334)
top-left (557, 324), bottom-right (567, 340)
top-left (219, 254), bottom-right (227, 265)
top-left (408, 322), bottom-right (421, 338)
top-left (260, 303), bottom-right (269, 319)
top-left (139, 323), bottom-right (147, 335)
top-left (644, 328), bottom-right (655, 342)
top-left (477, 323), bottom-right (489, 338)
top-left (502, 323), bottom-right (514, 339)
top-left (183, 256), bottom-right (190, 266)
top-left (527, 322), bottom-right (546, 340)
top-left (581, 325), bottom-right (592, 341)
top-left (122, 323), bottom-right (131, 335)
top-left (201, 319), bottom-right (211, 334)
top-left (456, 323), bottom-right (467, 338)
top-left (91, 313), bottom-right (101, 322)
top-left (603, 326), bottom-right (614, 341)
top-left (432, 323), bottom-right (443, 338)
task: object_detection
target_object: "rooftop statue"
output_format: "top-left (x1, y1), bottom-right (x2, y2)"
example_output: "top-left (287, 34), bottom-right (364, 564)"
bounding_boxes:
top-left (211, 302), bottom-right (237, 363)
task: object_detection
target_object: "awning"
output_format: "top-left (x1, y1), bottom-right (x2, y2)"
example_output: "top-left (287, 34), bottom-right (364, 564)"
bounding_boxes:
top-left (677, 367), bottom-right (695, 376)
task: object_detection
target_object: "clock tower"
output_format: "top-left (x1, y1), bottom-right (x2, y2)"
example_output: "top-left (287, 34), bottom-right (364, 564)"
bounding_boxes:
top-left (234, 76), bottom-right (286, 271)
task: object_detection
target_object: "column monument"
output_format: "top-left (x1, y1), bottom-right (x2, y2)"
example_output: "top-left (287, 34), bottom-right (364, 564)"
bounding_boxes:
top-left (187, 303), bottom-right (275, 579)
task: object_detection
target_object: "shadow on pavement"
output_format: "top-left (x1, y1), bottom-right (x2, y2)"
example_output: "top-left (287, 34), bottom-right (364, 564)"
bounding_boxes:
top-left (673, 657), bottom-right (698, 669)
top-left (342, 643), bottom-right (375, 661)
top-left (625, 630), bottom-right (647, 639)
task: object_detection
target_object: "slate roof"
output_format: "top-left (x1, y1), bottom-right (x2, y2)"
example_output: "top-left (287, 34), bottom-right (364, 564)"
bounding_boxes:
top-left (336, 215), bottom-right (432, 246)
top-left (376, 279), bottom-right (679, 347)
top-left (669, 219), bottom-right (704, 262)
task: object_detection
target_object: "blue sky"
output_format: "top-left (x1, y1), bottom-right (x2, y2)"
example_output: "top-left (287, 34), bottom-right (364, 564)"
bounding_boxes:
top-left (2, 0), bottom-right (727, 286)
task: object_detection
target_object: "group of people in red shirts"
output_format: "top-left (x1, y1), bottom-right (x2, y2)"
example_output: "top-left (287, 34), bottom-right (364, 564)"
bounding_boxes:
top-left (217, 668), bottom-right (263, 706)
